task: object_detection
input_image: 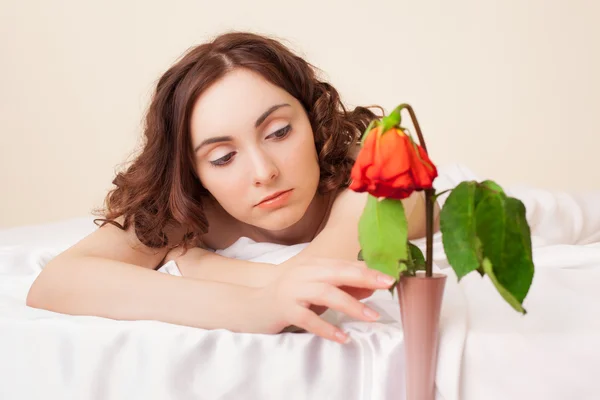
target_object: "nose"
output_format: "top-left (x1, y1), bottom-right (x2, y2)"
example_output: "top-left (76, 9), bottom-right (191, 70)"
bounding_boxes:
top-left (251, 150), bottom-right (279, 186)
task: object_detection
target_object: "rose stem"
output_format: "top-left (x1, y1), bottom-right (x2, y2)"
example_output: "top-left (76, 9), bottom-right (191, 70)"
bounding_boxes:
top-left (397, 104), bottom-right (434, 278)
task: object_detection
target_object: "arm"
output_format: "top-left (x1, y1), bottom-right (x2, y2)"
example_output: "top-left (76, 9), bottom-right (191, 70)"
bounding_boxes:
top-left (290, 190), bottom-right (440, 263)
top-left (26, 218), bottom-right (392, 342)
top-left (26, 221), bottom-right (255, 332)
top-left (28, 256), bottom-right (254, 332)
top-left (164, 246), bottom-right (278, 288)
top-left (170, 190), bottom-right (439, 285)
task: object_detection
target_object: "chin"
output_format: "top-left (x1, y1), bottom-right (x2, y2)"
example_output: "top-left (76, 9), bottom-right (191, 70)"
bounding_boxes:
top-left (249, 188), bottom-right (317, 232)
top-left (260, 209), bottom-right (303, 231)
top-left (252, 203), bottom-right (307, 231)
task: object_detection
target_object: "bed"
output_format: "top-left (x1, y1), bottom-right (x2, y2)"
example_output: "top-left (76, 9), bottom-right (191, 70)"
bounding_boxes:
top-left (1, 164), bottom-right (599, 400)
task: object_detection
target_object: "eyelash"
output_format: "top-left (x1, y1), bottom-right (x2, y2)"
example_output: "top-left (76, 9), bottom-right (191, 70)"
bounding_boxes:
top-left (267, 124), bottom-right (292, 140)
top-left (209, 124), bottom-right (292, 167)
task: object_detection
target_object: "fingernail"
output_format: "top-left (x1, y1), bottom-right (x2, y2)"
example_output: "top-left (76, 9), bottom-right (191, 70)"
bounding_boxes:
top-left (377, 274), bottom-right (395, 285)
top-left (363, 307), bottom-right (380, 320)
top-left (334, 331), bottom-right (351, 344)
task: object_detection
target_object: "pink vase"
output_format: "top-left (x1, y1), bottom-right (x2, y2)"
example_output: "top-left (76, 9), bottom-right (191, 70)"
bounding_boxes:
top-left (397, 272), bottom-right (447, 400)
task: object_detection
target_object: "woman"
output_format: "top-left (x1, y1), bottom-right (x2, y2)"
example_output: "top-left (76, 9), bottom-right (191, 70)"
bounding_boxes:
top-left (26, 31), bottom-right (435, 344)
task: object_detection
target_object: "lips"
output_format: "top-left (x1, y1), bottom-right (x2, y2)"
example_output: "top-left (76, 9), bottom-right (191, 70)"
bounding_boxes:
top-left (256, 189), bottom-right (292, 206)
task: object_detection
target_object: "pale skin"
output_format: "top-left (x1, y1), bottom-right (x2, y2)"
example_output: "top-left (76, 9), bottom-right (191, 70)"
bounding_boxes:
top-left (26, 68), bottom-right (439, 344)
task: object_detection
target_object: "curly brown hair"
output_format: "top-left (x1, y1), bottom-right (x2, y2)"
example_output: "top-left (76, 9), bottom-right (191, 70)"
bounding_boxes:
top-left (94, 31), bottom-right (382, 250)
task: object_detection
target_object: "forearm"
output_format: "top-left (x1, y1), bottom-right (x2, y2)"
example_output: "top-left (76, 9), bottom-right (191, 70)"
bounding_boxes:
top-left (166, 247), bottom-right (279, 288)
top-left (26, 255), bottom-right (254, 332)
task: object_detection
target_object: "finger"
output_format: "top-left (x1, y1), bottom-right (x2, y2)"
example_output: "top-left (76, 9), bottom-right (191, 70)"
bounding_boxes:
top-left (302, 283), bottom-right (381, 323)
top-left (290, 307), bottom-right (350, 344)
top-left (302, 262), bottom-right (395, 289)
top-left (311, 258), bottom-right (367, 270)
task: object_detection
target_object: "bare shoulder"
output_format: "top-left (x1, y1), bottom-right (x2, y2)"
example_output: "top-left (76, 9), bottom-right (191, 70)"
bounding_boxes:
top-left (328, 188), bottom-right (436, 240)
top-left (328, 188), bottom-right (368, 224)
top-left (324, 142), bottom-right (367, 216)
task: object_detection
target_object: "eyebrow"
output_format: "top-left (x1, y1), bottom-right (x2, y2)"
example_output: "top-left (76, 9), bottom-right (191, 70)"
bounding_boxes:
top-left (193, 103), bottom-right (291, 153)
top-left (193, 136), bottom-right (233, 153)
top-left (254, 103), bottom-right (290, 128)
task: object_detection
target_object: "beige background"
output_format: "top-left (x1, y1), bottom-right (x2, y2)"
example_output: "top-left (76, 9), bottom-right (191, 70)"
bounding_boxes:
top-left (1, 0), bottom-right (599, 228)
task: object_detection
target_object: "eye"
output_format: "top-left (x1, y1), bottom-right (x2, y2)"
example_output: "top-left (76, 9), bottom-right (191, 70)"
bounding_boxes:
top-left (267, 124), bottom-right (292, 140)
top-left (209, 151), bottom-right (236, 167)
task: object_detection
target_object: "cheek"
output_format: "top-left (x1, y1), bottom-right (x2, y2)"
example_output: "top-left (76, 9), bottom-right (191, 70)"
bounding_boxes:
top-left (198, 167), bottom-right (248, 208)
top-left (284, 132), bottom-right (319, 176)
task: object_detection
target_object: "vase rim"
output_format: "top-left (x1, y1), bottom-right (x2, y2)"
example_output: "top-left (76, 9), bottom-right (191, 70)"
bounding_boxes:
top-left (400, 272), bottom-right (447, 280)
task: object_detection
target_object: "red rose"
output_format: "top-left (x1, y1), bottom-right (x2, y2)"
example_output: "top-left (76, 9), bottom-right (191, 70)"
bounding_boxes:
top-left (349, 126), bottom-right (438, 199)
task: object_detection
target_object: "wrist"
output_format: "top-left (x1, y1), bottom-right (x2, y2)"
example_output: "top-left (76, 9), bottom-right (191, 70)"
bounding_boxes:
top-left (235, 284), bottom-right (270, 333)
top-left (183, 278), bottom-right (261, 333)
top-left (167, 246), bottom-right (279, 288)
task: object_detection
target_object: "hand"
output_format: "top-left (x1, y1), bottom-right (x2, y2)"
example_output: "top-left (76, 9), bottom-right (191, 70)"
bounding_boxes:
top-left (311, 284), bottom-right (375, 316)
top-left (280, 259), bottom-right (375, 316)
top-left (245, 258), bottom-right (395, 343)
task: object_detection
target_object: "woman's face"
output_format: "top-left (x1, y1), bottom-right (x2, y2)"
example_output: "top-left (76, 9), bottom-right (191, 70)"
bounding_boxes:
top-left (190, 68), bottom-right (320, 231)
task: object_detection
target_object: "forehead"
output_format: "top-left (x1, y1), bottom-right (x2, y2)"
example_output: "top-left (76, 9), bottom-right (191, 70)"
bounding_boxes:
top-left (190, 69), bottom-right (295, 141)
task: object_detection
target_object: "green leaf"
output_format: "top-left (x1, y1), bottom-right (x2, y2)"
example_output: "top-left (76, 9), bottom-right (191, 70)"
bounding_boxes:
top-left (403, 243), bottom-right (426, 277)
top-left (476, 194), bottom-right (534, 306)
top-left (358, 195), bottom-right (408, 280)
top-left (440, 180), bottom-right (535, 312)
top-left (357, 249), bottom-right (363, 261)
top-left (504, 198), bottom-right (535, 302)
top-left (408, 242), bottom-right (426, 270)
top-left (398, 261), bottom-right (408, 275)
top-left (482, 258), bottom-right (526, 314)
top-left (439, 181), bottom-right (482, 280)
top-left (480, 179), bottom-right (505, 194)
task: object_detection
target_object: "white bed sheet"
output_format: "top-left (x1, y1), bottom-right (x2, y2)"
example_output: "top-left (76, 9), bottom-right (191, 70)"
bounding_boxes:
top-left (1, 163), bottom-right (599, 400)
